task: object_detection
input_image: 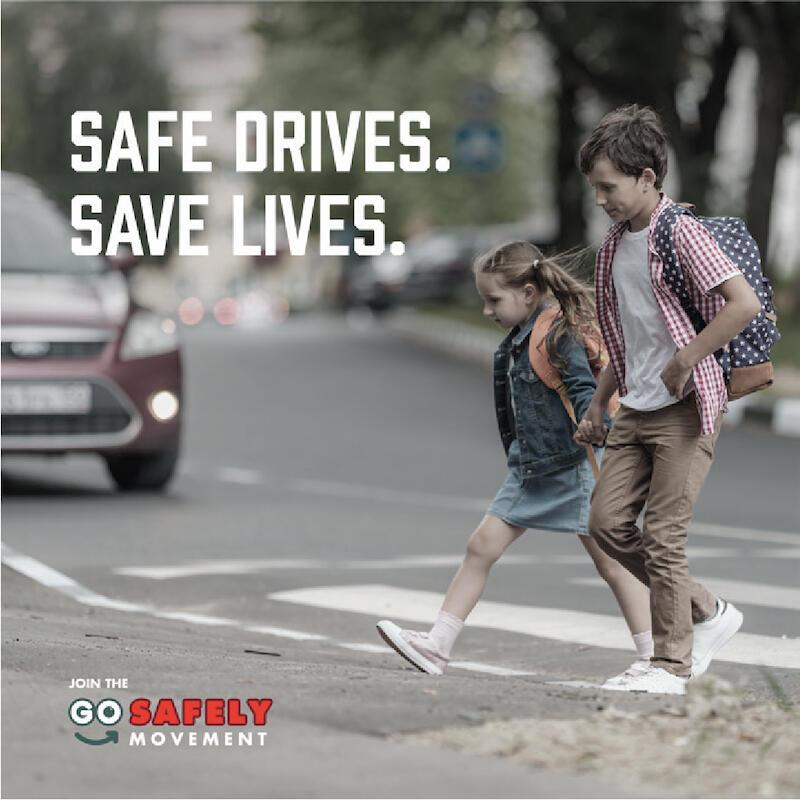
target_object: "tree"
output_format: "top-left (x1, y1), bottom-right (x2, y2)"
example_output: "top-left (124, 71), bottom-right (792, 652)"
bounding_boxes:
top-left (1, 4), bottom-right (193, 260)
top-left (244, 3), bottom-right (549, 239)
top-left (530, 1), bottom-right (798, 277)
top-left (730, 2), bottom-right (800, 266)
top-left (531, 3), bottom-right (739, 242)
top-left (247, 1), bottom-right (796, 276)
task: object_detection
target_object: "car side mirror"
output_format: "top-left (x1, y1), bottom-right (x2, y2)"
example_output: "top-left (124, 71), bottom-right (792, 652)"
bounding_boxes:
top-left (107, 247), bottom-right (140, 274)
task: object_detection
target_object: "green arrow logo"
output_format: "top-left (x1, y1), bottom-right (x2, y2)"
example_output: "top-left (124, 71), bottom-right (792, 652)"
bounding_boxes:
top-left (75, 730), bottom-right (119, 746)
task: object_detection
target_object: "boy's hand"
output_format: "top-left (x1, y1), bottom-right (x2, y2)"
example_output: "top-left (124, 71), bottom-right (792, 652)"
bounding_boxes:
top-left (660, 352), bottom-right (694, 398)
top-left (574, 404), bottom-right (608, 447)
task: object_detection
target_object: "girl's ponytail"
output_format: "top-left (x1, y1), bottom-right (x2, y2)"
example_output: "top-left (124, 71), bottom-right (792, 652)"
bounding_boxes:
top-left (532, 251), bottom-right (598, 372)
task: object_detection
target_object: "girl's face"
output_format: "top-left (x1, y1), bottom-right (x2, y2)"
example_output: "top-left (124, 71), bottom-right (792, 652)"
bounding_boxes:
top-left (476, 272), bottom-right (540, 330)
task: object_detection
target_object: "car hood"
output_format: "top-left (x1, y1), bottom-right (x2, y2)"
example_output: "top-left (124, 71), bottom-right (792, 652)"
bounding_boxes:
top-left (1, 271), bottom-right (130, 329)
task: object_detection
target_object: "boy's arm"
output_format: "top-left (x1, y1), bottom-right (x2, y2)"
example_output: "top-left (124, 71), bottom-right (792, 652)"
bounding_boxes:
top-left (574, 365), bottom-right (617, 446)
top-left (660, 273), bottom-right (761, 398)
top-left (661, 215), bottom-right (762, 398)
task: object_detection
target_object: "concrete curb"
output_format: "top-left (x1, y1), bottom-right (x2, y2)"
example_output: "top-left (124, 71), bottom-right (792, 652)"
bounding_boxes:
top-left (382, 308), bottom-right (800, 438)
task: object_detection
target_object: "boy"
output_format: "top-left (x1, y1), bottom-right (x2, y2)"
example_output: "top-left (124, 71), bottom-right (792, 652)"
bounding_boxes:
top-left (575, 104), bottom-right (761, 695)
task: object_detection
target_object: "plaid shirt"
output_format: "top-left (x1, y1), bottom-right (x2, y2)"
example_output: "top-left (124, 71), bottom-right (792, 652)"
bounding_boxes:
top-left (595, 194), bottom-right (741, 435)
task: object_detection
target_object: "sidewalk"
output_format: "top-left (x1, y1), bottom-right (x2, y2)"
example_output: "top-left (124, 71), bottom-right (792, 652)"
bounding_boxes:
top-left (382, 307), bottom-right (800, 437)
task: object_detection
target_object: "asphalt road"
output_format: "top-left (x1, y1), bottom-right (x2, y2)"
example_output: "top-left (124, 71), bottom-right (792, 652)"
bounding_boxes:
top-left (3, 312), bottom-right (799, 799)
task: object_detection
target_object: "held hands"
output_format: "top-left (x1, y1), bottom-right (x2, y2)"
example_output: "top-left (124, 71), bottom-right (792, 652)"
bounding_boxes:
top-left (574, 403), bottom-right (608, 447)
top-left (660, 351), bottom-right (694, 399)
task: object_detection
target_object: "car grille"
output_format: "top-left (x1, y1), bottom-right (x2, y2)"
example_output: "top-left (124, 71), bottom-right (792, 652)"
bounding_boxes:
top-left (1, 340), bottom-right (108, 359)
top-left (1, 382), bottom-right (133, 436)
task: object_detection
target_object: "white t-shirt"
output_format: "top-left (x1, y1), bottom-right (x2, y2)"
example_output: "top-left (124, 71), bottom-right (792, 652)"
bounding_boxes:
top-left (612, 226), bottom-right (681, 411)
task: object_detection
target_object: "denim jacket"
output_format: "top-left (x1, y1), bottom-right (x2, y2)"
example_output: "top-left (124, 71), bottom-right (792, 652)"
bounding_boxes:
top-left (493, 305), bottom-right (608, 478)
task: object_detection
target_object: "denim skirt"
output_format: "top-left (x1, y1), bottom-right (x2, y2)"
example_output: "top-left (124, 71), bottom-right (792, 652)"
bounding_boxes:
top-left (487, 439), bottom-right (599, 535)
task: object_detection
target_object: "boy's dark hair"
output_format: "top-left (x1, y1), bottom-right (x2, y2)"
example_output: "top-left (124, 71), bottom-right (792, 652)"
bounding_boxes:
top-left (579, 104), bottom-right (669, 188)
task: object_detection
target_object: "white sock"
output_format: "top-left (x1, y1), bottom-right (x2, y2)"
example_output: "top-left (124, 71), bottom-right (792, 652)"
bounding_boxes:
top-left (632, 630), bottom-right (654, 661)
top-left (428, 611), bottom-right (464, 658)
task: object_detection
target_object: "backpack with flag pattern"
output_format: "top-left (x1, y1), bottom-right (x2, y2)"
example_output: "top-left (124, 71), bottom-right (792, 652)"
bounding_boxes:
top-left (653, 204), bottom-right (780, 400)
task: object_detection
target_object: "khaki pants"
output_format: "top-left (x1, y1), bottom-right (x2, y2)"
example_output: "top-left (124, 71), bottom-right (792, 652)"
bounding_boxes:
top-left (588, 396), bottom-right (720, 675)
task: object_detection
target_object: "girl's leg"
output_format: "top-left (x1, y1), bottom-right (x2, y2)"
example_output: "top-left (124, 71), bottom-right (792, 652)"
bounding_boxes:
top-left (579, 534), bottom-right (651, 638)
top-left (377, 514), bottom-right (524, 673)
top-left (441, 514), bottom-right (525, 621)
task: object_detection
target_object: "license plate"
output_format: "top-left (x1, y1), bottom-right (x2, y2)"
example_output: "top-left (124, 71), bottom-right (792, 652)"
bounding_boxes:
top-left (1, 382), bottom-right (92, 415)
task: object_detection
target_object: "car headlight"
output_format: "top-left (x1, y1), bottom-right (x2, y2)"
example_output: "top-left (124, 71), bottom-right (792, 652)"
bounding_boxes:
top-left (119, 311), bottom-right (179, 361)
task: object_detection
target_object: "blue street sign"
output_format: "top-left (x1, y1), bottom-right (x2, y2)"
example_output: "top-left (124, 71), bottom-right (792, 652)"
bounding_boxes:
top-left (453, 121), bottom-right (504, 172)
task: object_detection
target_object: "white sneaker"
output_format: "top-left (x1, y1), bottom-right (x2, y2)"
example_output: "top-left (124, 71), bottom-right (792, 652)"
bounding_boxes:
top-left (602, 658), bottom-right (651, 688)
top-left (692, 599), bottom-right (743, 678)
top-left (603, 665), bottom-right (688, 695)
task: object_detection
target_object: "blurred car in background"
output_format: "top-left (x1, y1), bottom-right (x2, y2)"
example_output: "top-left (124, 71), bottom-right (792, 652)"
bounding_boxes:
top-left (1, 172), bottom-right (182, 491)
top-left (345, 219), bottom-right (558, 311)
top-left (346, 227), bottom-right (478, 311)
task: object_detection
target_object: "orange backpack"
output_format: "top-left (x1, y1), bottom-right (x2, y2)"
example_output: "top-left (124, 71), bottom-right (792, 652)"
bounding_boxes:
top-left (528, 307), bottom-right (619, 478)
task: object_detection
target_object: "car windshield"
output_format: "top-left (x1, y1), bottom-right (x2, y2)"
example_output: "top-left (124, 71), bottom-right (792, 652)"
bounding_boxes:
top-left (1, 190), bottom-right (106, 275)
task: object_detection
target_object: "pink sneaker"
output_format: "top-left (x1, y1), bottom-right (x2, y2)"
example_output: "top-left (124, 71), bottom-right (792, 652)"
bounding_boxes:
top-left (376, 620), bottom-right (449, 675)
top-left (602, 659), bottom-right (651, 688)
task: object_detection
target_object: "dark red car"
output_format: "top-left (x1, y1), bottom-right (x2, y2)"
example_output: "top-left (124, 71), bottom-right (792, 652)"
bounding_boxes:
top-left (1, 172), bottom-right (182, 490)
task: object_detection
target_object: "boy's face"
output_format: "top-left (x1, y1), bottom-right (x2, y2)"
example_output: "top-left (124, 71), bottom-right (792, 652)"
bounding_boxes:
top-left (587, 157), bottom-right (658, 232)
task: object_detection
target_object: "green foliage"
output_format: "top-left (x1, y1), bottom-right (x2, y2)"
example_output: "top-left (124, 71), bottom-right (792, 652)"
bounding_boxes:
top-left (1, 3), bottom-right (193, 260)
top-left (771, 312), bottom-right (800, 369)
top-left (244, 2), bottom-right (550, 239)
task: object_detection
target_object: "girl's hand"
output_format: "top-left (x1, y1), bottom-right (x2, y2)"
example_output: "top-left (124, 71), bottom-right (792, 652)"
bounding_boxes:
top-left (574, 406), bottom-right (607, 447)
top-left (660, 352), bottom-right (694, 398)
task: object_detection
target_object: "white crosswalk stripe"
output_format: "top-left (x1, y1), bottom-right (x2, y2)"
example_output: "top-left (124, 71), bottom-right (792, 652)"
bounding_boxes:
top-left (0, 545), bottom-right (533, 678)
top-left (113, 548), bottom-right (741, 580)
top-left (570, 576), bottom-right (800, 612)
top-left (268, 584), bottom-right (800, 670)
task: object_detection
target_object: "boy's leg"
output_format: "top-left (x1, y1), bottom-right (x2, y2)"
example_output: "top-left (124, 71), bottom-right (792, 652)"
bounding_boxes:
top-left (589, 405), bottom-right (717, 624)
top-left (588, 406), bottom-right (652, 583)
top-left (638, 399), bottom-right (720, 676)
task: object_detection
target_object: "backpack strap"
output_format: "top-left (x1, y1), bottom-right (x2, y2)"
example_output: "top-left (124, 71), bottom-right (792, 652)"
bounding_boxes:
top-left (528, 307), bottom-right (600, 480)
top-left (656, 204), bottom-right (726, 362)
top-left (528, 307), bottom-right (562, 390)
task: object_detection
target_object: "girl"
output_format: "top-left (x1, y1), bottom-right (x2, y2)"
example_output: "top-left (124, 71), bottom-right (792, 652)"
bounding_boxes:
top-left (377, 240), bottom-right (652, 685)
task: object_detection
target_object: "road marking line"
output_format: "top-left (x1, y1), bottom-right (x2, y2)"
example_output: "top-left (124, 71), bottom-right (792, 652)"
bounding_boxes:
top-left (547, 680), bottom-right (604, 689)
top-left (115, 559), bottom-right (330, 579)
top-left (339, 642), bottom-right (392, 654)
top-left (113, 548), bottom-right (739, 581)
top-left (244, 624), bottom-right (327, 641)
top-left (268, 584), bottom-right (800, 670)
top-left (571, 576), bottom-right (800, 613)
top-left (335, 643), bottom-right (535, 676)
top-left (450, 661), bottom-right (535, 677)
top-left (688, 522), bottom-right (799, 546)
top-left (152, 611), bottom-right (238, 627)
top-left (754, 548), bottom-right (800, 559)
top-left (216, 466), bottom-right (264, 485)
top-left (0, 544), bottom-right (531, 678)
top-left (112, 554), bottom-right (589, 580)
top-left (189, 461), bottom-right (800, 545)
top-left (293, 478), bottom-right (488, 513)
